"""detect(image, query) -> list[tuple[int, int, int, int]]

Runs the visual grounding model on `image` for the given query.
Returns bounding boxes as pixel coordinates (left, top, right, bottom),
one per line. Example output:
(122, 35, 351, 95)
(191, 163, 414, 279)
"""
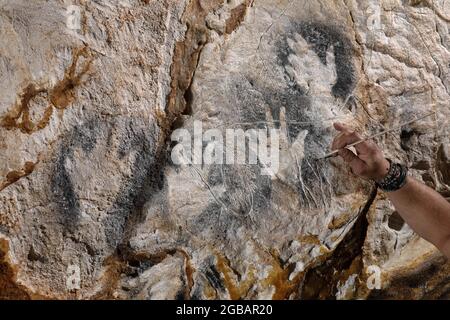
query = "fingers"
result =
(278, 107, 289, 149)
(293, 33, 310, 55)
(326, 46, 337, 83)
(357, 139, 379, 155)
(332, 123, 375, 155)
(333, 122, 351, 133)
(332, 123, 387, 179)
(331, 127, 361, 151)
(338, 149, 367, 175)
(338, 148, 358, 163)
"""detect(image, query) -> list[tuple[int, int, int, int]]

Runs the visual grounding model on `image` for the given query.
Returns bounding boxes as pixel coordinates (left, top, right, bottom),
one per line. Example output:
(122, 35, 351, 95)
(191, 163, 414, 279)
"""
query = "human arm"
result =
(331, 122, 450, 258)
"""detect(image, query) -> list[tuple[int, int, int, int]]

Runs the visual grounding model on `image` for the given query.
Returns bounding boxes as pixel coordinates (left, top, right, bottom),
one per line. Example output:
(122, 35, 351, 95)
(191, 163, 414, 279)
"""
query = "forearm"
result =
(386, 177, 450, 257)
(331, 122, 450, 258)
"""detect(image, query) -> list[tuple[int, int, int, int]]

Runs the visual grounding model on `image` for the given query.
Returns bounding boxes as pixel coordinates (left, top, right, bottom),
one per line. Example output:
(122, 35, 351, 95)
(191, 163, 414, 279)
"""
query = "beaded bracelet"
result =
(375, 159, 408, 192)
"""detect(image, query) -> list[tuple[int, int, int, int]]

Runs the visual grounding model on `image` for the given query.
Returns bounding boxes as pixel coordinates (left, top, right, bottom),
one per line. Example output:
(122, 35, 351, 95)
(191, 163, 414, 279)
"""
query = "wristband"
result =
(375, 159, 408, 192)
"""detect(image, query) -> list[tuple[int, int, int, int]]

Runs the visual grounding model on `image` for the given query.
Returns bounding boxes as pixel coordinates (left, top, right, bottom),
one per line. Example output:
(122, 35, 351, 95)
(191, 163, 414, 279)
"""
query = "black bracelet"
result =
(375, 159, 408, 192)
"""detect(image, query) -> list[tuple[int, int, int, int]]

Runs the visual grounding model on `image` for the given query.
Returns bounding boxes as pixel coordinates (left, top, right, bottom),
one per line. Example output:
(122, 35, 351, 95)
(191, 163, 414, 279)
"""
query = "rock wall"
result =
(0, 0, 449, 299)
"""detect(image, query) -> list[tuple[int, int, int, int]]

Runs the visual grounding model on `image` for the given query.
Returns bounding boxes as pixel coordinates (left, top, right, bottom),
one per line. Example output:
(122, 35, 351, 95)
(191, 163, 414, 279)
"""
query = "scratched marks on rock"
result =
(223, 21, 357, 210)
(48, 19, 357, 299)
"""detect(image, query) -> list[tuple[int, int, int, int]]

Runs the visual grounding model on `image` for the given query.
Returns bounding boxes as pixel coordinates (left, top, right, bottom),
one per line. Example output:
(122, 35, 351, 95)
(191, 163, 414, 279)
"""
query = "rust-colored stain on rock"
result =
(0, 239, 30, 300)
(215, 253, 256, 300)
(225, 1, 252, 34)
(1, 46, 92, 134)
(1, 161, 38, 191)
(49, 46, 92, 110)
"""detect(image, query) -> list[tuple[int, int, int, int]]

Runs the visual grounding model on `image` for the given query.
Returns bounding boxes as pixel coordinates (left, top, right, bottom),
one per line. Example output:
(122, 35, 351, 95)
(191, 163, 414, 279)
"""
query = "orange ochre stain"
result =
(224, 0, 252, 34)
(1, 161, 38, 191)
(94, 249, 195, 300)
(328, 196, 368, 230)
(215, 253, 256, 300)
(0, 238, 30, 299)
(215, 250, 305, 300)
(1, 46, 92, 134)
(50, 46, 92, 110)
(1, 84, 47, 133)
(261, 250, 305, 300)
(298, 234, 321, 245)
(92, 254, 126, 300)
(335, 256, 363, 299)
(177, 249, 195, 298)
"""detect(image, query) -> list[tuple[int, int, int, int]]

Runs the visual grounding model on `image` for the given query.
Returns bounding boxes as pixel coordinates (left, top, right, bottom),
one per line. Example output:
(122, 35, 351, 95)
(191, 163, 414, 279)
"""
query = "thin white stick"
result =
(317, 112, 436, 160)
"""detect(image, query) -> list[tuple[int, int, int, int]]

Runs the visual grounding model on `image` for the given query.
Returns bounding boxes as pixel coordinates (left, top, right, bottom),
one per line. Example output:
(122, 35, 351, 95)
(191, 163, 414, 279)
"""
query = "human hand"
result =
(331, 122, 390, 181)
(285, 32, 337, 98)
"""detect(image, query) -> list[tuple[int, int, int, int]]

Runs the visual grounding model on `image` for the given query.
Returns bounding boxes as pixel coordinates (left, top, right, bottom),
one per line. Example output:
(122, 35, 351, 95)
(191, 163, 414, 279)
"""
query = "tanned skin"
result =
(332, 122, 450, 259)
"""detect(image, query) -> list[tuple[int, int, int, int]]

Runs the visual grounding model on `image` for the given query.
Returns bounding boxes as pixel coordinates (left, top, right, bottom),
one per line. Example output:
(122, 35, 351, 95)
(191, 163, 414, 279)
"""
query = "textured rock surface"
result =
(0, 0, 449, 299)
